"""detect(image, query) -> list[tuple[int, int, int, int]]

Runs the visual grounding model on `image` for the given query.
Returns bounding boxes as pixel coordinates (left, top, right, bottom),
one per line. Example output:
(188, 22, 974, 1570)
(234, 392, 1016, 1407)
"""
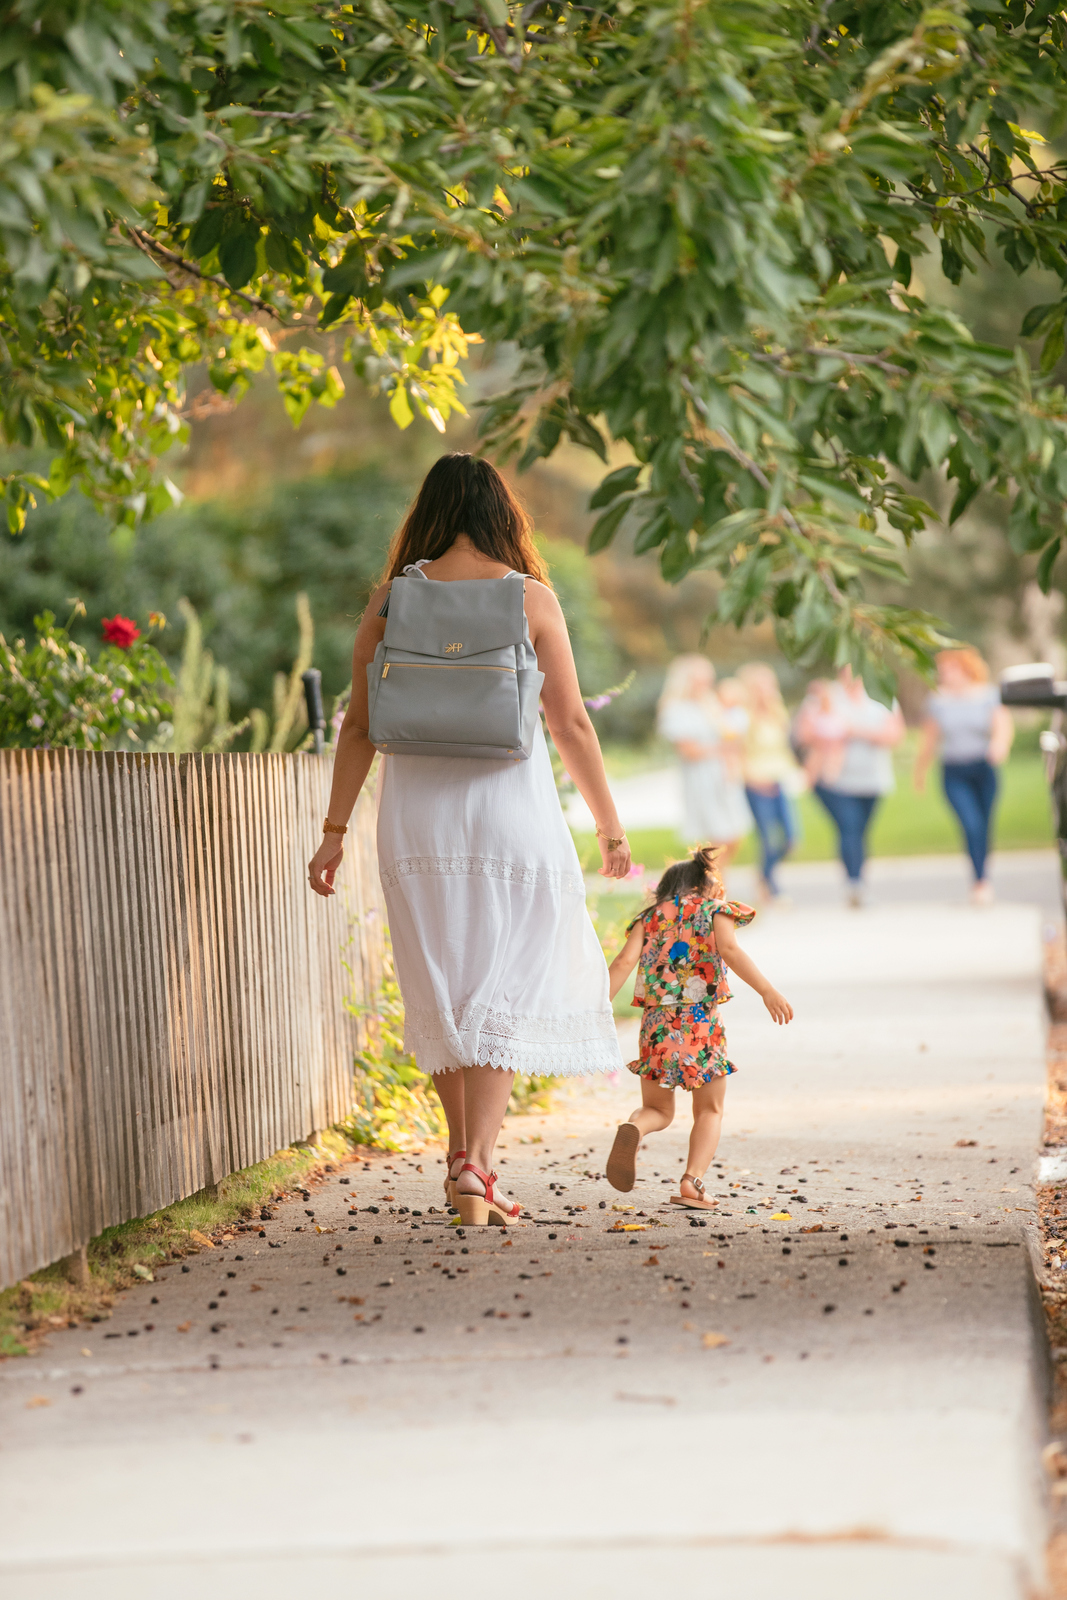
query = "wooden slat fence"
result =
(0, 749, 384, 1289)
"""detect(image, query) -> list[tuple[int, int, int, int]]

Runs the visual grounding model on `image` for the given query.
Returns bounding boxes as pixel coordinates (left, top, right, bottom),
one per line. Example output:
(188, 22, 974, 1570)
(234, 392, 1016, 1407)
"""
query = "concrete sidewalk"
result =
(0, 891, 1051, 1599)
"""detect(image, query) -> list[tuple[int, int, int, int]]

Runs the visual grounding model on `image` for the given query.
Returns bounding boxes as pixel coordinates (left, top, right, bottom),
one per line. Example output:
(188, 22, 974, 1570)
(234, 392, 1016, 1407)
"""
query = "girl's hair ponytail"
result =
(648, 844, 726, 910)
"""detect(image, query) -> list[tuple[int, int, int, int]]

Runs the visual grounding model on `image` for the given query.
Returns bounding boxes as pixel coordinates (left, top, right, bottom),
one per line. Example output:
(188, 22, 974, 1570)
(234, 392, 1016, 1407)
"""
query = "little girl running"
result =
(604, 845, 793, 1208)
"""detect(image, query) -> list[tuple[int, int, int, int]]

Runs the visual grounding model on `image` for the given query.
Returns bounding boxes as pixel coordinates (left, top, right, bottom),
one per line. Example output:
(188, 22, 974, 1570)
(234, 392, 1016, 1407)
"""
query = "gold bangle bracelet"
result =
(322, 818, 348, 836)
(595, 825, 626, 851)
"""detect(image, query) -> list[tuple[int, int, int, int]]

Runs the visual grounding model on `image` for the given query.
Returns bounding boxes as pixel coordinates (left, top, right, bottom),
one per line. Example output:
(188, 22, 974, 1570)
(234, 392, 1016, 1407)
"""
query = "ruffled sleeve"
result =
(706, 898, 756, 930)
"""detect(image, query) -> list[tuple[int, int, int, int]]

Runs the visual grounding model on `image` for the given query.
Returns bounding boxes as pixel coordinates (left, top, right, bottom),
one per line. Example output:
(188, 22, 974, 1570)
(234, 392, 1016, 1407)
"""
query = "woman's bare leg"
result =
(680, 1077, 728, 1200)
(432, 1070, 466, 1152)
(454, 1064, 516, 1193)
(432, 1070, 468, 1188)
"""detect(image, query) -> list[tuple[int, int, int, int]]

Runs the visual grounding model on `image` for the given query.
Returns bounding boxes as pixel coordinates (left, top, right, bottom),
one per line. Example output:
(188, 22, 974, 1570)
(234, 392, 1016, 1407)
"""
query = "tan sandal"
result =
(670, 1173, 718, 1211)
(606, 1123, 640, 1192)
(444, 1148, 466, 1208)
(455, 1162, 522, 1227)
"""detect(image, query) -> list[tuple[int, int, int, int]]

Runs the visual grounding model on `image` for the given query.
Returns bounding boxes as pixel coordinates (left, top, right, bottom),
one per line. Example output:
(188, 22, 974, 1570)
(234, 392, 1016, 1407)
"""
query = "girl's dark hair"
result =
(649, 845, 725, 910)
(384, 453, 551, 586)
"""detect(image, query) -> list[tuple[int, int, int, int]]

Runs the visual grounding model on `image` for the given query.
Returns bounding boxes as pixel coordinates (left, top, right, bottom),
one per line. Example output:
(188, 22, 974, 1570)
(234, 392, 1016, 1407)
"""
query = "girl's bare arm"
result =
(713, 914, 793, 1024)
(607, 922, 645, 1001)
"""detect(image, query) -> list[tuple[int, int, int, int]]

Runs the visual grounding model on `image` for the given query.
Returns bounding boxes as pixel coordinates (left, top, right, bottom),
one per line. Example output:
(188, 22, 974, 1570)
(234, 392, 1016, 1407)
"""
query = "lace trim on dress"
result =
(380, 855, 584, 896)
(403, 1001, 622, 1077)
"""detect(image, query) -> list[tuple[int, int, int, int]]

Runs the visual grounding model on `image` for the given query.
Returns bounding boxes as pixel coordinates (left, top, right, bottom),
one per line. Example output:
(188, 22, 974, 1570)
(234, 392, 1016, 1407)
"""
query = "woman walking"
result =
(737, 662, 803, 902)
(913, 647, 1013, 905)
(307, 454, 628, 1225)
(657, 655, 751, 867)
(796, 666, 904, 907)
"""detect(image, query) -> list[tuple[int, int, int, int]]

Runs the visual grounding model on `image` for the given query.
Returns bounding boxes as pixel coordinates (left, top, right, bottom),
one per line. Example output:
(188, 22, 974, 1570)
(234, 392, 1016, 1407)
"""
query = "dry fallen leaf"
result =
(770, 1212, 792, 1221)
(955, 1139, 978, 1148)
(188, 1230, 214, 1249)
(702, 1332, 730, 1349)
(176, 1321, 192, 1334)
(249, 1284, 263, 1292)
(25, 1396, 51, 1408)
(682, 1320, 694, 1331)
(611, 1204, 635, 1212)
(131, 1264, 153, 1282)
(80, 1347, 91, 1358)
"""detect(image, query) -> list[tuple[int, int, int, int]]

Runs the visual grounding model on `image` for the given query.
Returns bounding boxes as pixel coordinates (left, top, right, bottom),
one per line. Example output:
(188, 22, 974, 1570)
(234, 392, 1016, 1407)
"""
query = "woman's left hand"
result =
(308, 836, 345, 897)
(597, 835, 632, 880)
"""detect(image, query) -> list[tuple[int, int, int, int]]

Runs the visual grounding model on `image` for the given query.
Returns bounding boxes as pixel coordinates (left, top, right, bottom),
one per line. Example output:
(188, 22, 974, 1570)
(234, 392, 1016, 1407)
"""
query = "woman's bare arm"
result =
(912, 716, 941, 793)
(988, 704, 1014, 765)
(527, 582, 631, 880)
(607, 922, 645, 1000)
(865, 706, 905, 747)
(307, 586, 388, 897)
(713, 914, 793, 1024)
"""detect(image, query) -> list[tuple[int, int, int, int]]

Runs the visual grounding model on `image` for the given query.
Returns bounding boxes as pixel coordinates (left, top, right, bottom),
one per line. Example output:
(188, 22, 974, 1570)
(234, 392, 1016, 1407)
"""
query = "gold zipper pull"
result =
(382, 662, 390, 679)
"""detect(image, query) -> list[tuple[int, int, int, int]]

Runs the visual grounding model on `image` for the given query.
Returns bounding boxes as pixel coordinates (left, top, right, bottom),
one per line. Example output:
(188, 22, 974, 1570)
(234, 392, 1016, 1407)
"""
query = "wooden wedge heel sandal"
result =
(670, 1174, 718, 1210)
(606, 1123, 640, 1192)
(455, 1162, 521, 1227)
(444, 1148, 466, 1208)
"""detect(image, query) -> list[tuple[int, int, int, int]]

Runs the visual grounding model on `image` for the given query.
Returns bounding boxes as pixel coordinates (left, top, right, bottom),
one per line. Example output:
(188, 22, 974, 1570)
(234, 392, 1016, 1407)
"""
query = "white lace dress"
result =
(375, 619, 622, 1077)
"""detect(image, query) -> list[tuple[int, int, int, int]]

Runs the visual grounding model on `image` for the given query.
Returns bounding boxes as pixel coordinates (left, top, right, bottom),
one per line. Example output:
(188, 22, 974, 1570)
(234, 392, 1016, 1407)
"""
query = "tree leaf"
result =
(589, 464, 642, 509)
(587, 490, 639, 556)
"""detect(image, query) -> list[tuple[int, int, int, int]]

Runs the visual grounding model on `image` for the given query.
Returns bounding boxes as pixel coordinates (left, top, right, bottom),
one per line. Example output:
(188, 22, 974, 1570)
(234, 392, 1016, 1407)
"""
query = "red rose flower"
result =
(101, 615, 141, 649)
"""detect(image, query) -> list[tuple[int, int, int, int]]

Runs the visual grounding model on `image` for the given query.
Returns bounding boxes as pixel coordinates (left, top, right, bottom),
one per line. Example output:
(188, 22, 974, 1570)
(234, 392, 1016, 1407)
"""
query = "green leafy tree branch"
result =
(5, 1, 1067, 685)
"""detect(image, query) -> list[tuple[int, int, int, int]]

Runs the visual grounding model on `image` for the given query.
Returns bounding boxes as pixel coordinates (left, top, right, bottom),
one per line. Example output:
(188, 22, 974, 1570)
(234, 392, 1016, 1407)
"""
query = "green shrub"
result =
(0, 605, 172, 750)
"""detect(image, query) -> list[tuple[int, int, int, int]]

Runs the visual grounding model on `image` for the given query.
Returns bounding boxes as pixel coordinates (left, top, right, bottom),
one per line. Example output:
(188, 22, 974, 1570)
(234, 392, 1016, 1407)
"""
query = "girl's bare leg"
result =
(454, 1064, 516, 1194)
(628, 1078, 676, 1138)
(680, 1076, 728, 1200)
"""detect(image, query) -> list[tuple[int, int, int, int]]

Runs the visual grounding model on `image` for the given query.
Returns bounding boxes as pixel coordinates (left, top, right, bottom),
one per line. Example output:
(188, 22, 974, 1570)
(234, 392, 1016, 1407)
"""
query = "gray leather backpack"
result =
(367, 565, 544, 759)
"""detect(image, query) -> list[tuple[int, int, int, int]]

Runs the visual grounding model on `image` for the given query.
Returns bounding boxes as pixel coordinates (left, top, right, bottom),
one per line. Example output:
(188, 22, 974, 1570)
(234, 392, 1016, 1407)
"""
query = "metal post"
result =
(302, 668, 325, 756)
(1000, 663, 1067, 928)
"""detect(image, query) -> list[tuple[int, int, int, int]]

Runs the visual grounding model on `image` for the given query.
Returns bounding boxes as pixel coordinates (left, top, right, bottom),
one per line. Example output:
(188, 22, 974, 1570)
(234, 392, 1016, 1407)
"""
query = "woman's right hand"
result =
(308, 837, 344, 897)
(597, 834, 632, 880)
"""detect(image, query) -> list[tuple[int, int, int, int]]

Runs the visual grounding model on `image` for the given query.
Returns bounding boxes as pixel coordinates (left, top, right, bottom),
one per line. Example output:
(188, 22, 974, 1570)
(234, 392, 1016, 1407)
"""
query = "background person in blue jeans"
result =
(913, 647, 1014, 906)
(737, 663, 805, 903)
(797, 667, 905, 907)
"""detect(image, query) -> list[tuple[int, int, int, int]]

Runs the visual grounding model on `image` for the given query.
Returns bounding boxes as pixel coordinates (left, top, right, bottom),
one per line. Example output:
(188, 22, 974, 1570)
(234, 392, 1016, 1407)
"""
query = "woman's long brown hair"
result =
(383, 453, 551, 586)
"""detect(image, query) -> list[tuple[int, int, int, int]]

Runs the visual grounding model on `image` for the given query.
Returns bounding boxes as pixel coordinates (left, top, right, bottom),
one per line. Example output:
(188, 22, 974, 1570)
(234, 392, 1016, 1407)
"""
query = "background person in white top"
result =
(796, 666, 904, 906)
(656, 655, 752, 868)
(913, 647, 1014, 905)
(308, 454, 630, 1227)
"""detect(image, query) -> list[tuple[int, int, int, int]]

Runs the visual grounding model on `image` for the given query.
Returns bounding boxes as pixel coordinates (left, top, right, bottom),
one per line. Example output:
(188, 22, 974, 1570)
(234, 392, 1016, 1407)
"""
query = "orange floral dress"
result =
(627, 890, 755, 1089)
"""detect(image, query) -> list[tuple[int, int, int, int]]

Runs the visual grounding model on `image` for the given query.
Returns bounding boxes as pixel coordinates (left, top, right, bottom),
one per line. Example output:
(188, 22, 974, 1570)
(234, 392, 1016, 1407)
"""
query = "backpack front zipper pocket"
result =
(381, 662, 515, 679)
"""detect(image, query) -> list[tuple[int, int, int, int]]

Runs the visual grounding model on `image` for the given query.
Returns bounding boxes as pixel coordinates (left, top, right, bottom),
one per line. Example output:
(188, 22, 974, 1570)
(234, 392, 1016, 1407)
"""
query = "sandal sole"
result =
(606, 1123, 640, 1192)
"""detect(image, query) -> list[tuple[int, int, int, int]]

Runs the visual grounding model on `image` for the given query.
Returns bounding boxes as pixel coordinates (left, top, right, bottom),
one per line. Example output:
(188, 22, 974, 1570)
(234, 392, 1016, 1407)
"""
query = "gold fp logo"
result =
(445, 643, 464, 653)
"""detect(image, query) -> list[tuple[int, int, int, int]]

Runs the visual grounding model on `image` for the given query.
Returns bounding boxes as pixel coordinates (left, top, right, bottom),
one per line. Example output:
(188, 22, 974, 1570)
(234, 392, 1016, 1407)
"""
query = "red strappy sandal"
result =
(444, 1149, 466, 1208)
(455, 1162, 522, 1227)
